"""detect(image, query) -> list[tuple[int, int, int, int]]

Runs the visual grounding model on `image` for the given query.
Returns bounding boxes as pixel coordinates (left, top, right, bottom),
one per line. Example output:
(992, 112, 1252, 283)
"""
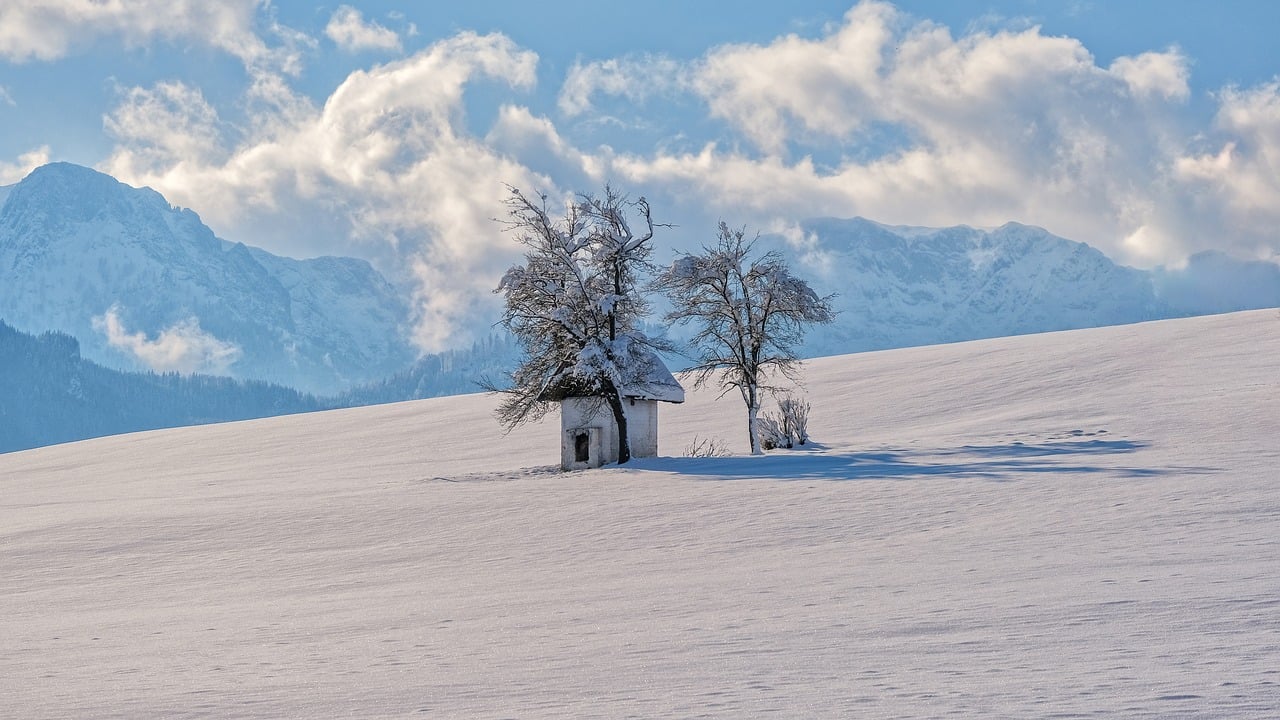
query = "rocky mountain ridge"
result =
(0, 163, 417, 395)
(778, 216, 1278, 358)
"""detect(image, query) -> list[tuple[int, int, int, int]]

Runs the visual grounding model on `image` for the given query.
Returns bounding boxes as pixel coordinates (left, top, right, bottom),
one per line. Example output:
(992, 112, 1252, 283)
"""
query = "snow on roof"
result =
(540, 347, 685, 404)
(619, 350, 684, 403)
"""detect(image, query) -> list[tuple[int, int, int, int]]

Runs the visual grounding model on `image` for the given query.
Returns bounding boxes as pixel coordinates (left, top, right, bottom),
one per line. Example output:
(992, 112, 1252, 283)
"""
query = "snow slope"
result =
(2, 310, 1278, 718)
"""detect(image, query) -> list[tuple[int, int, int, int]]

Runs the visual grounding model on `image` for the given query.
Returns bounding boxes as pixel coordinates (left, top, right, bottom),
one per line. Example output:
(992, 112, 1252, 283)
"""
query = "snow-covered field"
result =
(3, 310, 1278, 718)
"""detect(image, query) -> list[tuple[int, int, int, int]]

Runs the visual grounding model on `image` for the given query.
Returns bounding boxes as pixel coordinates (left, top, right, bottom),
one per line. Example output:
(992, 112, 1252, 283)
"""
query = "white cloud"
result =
(94, 305, 242, 375)
(103, 82, 226, 168)
(558, 54, 686, 117)
(103, 32, 545, 353)
(693, 1, 896, 155)
(1109, 49, 1191, 101)
(0, 146, 50, 184)
(325, 5, 401, 53)
(771, 219, 838, 281)
(0, 85, 13, 106)
(487, 104, 603, 187)
(1175, 82, 1280, 246)
(0, 0, 299, 73)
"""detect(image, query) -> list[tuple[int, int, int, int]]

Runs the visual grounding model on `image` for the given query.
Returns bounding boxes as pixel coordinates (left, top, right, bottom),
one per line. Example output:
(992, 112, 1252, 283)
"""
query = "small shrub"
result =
(758, 414, 792, 450)
(684, 434, 731, 458)
(778, 395, 811, 445)
(758, 395, 814, 450)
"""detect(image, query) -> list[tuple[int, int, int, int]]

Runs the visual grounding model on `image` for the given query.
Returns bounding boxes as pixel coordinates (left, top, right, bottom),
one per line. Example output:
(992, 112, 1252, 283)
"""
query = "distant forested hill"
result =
(0, 320, 325, 454)
(335, 333, 523, 406)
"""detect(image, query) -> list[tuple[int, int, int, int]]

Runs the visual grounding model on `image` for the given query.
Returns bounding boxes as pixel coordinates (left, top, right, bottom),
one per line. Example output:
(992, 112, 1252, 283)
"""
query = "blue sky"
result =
(2, 1, 1278, 350)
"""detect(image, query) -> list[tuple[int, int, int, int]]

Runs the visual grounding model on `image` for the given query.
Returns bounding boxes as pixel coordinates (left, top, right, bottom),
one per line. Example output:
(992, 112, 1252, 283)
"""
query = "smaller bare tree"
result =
(656, 222, 834, 454)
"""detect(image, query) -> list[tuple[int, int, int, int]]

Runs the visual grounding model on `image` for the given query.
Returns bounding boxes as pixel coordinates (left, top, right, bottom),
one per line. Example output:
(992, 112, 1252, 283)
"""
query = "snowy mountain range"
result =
(3, 163, 1278, 405)
(778, 217, 1280, 358)
(0, 163, 416, 395)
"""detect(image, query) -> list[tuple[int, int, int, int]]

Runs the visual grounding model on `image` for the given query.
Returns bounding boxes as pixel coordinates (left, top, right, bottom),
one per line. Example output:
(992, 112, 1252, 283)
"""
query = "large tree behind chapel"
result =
(656, 222, 835, 455)
(491, 185, 668, 464)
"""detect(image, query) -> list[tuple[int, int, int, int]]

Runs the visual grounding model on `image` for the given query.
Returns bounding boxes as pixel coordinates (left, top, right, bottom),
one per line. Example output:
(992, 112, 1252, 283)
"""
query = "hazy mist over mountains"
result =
(3, 162, 1279, 452)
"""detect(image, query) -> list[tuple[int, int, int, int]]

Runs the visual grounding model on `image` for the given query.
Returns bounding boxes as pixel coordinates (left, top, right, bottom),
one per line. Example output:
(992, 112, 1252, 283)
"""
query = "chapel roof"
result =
(540, 348, 685, 404)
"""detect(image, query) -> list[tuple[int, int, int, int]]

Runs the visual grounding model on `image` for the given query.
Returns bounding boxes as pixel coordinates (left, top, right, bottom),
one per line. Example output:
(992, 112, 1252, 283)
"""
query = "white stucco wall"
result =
(561, 397, 617, 469)
(624, 398, 659, 458)
(559, 397, 661, 469)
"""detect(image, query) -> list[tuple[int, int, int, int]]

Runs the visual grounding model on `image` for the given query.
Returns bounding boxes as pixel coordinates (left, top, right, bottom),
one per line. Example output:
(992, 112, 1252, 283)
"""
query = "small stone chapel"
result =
(545, 351, 684, 470)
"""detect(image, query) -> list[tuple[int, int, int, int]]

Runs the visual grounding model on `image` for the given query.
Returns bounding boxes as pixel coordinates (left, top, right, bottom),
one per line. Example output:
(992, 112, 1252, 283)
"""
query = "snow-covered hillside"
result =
(3, 310, 1277, 717)
(0, 163, 416, 394)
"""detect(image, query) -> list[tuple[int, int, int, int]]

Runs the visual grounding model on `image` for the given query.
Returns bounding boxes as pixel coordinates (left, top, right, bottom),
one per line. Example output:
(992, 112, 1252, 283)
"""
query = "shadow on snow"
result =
(630, 439, 1219, 482)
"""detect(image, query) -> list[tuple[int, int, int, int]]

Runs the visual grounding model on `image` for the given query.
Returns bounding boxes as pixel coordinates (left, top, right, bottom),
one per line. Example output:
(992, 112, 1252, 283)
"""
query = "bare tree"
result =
(490, 185, 667, 464)
(656, 222, 834, 454)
